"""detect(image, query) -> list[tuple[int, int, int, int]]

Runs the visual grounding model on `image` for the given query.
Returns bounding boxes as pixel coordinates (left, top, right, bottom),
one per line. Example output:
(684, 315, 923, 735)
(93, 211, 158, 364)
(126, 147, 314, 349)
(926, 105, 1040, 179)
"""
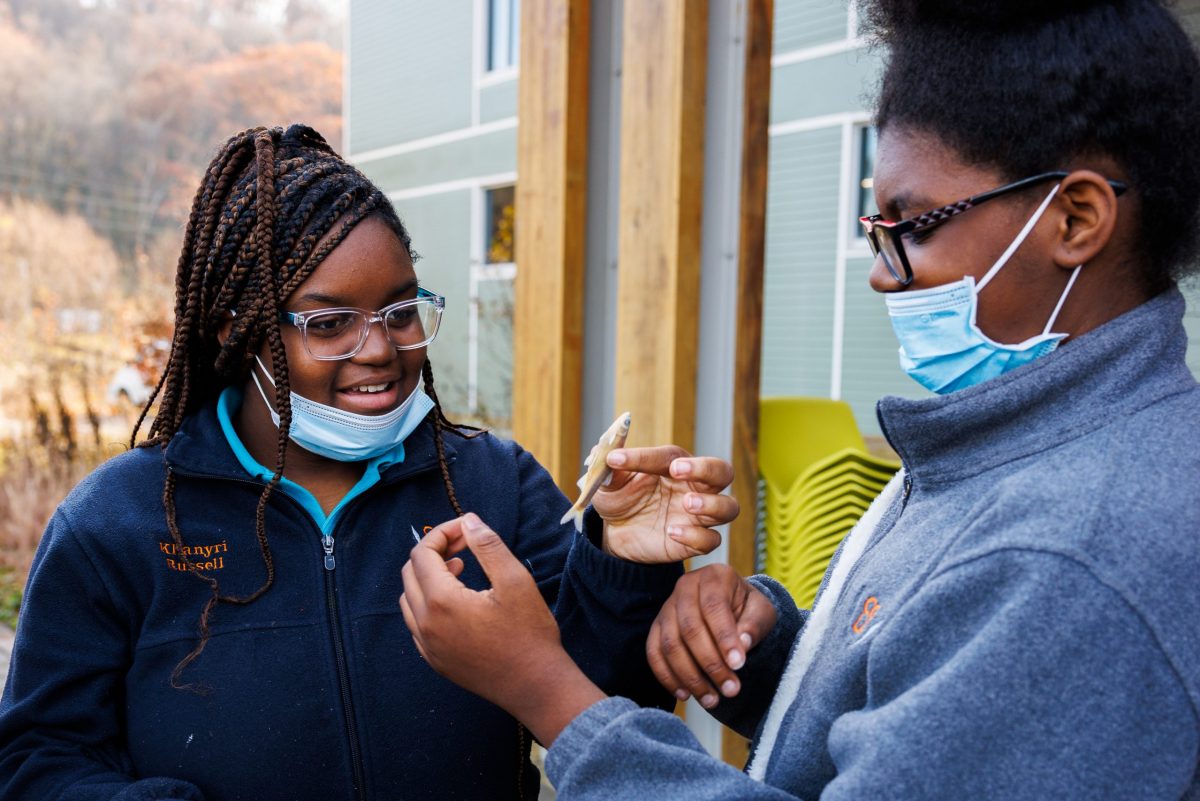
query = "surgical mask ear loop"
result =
(976, 184, 1062, 293)
(1042, 265, 1082, 335)
(250, 354, 281, 425)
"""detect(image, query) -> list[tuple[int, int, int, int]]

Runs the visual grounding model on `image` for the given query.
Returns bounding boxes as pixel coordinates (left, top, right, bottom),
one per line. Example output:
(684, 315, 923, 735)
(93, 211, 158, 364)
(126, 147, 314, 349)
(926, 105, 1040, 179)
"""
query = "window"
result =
(487, 0, 521, 73)
(485, 185, 516, 264)
(855, 125, 878, 235)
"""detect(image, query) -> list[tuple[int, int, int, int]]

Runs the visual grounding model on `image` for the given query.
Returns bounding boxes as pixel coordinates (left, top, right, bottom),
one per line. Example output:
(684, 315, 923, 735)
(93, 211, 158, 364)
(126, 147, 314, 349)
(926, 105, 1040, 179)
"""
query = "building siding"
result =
(349, 0, 475, 154)
(760, 127, 841, 398)
(773, 0, 850, 54)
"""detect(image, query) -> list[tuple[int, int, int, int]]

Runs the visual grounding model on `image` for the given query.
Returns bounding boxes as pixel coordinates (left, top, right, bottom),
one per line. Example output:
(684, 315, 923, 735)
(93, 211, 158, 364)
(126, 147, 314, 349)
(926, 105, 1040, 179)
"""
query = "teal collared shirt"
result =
(216, 386, 405, 535)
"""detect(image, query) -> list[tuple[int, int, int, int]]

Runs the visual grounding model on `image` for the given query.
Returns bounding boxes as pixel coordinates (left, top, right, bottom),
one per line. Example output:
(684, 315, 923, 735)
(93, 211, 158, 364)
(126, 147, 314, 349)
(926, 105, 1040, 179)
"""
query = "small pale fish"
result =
(560, 412, 632, 533)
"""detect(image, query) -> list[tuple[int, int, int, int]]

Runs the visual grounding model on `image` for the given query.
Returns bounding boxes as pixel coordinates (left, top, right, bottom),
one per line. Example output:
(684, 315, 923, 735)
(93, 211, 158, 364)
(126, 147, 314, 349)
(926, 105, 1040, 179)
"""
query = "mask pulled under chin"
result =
(884, 184, 1081, 395)
(251, 355, 434, 461)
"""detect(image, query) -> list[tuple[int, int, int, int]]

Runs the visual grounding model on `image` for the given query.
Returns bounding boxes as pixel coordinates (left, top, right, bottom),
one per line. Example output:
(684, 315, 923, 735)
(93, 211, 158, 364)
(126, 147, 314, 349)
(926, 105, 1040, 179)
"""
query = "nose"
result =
(353, 315, 396, 364)
(868, 254, 906, 293)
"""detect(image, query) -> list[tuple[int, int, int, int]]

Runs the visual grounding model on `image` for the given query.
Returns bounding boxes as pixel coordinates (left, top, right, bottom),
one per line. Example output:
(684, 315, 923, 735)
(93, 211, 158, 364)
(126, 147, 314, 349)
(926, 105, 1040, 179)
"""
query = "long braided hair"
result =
(133, 124, 478, 690)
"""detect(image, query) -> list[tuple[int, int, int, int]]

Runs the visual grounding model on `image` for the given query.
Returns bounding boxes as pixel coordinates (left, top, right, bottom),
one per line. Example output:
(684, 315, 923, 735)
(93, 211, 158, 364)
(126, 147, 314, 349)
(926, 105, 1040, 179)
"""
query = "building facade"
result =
(347, 0, 1200, 436)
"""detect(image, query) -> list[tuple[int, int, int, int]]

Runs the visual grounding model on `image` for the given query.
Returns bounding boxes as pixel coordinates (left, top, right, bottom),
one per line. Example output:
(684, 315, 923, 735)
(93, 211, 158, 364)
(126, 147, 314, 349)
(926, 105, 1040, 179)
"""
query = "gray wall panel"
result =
(350, 0, 474, 154)
(480, 78, 518, 124)
(393, 191, 473, 416)
(774, 0, 850, 54)
(760, 127, 841, 398)
(770, 49, 881, 125)
(357, 127, 517, 193)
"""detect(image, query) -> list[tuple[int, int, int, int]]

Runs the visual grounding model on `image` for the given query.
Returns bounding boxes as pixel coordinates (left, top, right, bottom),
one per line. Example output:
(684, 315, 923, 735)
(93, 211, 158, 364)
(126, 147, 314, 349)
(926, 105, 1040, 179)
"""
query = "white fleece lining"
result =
(746, 469, 907, 781)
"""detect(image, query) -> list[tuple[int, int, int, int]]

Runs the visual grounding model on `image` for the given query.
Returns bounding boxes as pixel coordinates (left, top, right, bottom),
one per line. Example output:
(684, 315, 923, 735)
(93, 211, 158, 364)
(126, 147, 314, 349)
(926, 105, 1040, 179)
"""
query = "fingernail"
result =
(740, 632, 753, 649)
(727, 649, 745, 670)
(700, 694, 718, 709)
(685, 495, 702, 512)
(668, 526, 684, 540)
(462, 513, 482, 532)
(673, 459, 692, 476)
(608, 450, 627, 467)
(674, 689, 689, 701)
(721, 680, 739, 697)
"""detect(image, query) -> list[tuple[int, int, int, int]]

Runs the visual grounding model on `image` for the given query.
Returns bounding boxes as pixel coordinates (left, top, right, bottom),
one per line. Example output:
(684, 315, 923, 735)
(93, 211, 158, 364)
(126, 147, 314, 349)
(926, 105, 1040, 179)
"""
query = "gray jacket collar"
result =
(877, 287, 1196, 489)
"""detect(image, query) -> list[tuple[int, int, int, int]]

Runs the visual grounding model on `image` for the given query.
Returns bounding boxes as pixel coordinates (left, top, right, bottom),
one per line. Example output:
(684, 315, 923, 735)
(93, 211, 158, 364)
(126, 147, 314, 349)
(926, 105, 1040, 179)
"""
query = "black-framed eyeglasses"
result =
(858, 171, 1128, 287)
(280, 286, 445, 360)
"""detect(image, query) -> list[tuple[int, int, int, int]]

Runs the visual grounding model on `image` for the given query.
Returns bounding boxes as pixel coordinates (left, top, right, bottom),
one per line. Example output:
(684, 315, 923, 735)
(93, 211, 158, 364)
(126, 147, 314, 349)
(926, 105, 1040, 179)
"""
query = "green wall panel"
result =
(392, 190, 472, 417)
(355, 127, 517, 194)
(770, 48, 881, 125)
(774, 0, 850, 54)
(480, 78, 518, 124)
(349, 0, 474, 154)
(760, 127, 842, 399)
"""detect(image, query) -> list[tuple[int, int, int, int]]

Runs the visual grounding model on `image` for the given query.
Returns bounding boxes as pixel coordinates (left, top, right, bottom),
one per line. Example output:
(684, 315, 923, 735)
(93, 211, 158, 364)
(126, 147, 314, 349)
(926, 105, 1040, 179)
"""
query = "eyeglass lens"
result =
(302, 301, 441, 359)
(863, 223, 909, 284)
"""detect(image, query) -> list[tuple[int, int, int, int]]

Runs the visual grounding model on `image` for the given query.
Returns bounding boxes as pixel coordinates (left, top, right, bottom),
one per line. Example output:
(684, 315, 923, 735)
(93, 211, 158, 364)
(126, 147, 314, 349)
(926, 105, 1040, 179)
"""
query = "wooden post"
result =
(512, 0, 591, 492)
(723, 0, 774, 768)
(614, 0, 709, 451)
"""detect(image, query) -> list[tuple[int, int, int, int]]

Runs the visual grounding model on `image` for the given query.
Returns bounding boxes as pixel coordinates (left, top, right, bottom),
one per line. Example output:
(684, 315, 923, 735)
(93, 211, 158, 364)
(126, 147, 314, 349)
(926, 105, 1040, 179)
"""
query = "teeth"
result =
(350, 383, 389, 393)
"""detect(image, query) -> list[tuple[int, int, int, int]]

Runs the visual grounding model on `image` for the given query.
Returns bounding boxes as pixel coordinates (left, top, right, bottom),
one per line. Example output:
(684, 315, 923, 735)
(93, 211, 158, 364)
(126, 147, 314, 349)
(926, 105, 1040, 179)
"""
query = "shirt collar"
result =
(877, 287, 1196, 489)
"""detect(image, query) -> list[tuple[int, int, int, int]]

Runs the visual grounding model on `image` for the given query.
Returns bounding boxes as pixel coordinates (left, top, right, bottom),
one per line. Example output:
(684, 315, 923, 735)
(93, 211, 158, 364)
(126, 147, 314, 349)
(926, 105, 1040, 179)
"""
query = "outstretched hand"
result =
(400, 513, 606, 746)
(591, 446, 739, 563)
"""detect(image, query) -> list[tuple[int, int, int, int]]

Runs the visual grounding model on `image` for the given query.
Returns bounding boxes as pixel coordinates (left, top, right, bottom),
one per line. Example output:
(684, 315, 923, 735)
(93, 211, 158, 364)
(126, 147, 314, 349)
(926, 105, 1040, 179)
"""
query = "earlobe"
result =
(1053, 170, 1120, 271)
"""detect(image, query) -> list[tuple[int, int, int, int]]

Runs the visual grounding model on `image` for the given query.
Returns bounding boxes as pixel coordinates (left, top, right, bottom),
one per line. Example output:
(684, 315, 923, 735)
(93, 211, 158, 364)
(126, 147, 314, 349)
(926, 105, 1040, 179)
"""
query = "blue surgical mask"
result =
(250, 355, 434, 461)
(884, 185, 1082, 395)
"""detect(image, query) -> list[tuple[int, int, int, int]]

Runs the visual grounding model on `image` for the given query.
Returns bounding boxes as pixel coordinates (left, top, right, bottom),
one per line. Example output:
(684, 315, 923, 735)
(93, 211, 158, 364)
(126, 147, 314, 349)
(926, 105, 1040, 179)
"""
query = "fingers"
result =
(735, 582, 779, 650)
(669, 456, 734, 493)
(681, 491, 740, 527)
(420, 517, 470, 559)
(459, 513, 527, 590)
(665, 524, 722, 558)
(607, 445, 691, 477)
(648, 599, 720, 708)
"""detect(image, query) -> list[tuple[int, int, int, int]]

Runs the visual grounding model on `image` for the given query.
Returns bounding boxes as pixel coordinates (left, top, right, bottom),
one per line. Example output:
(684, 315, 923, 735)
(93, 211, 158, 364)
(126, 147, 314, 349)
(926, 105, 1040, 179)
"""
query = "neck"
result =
(235, 384, 365, 491)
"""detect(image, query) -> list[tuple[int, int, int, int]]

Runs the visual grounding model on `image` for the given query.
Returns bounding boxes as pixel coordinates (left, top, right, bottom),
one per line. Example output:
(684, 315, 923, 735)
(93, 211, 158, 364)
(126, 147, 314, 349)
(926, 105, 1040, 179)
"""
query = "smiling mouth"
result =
(347, 382, 393, 394)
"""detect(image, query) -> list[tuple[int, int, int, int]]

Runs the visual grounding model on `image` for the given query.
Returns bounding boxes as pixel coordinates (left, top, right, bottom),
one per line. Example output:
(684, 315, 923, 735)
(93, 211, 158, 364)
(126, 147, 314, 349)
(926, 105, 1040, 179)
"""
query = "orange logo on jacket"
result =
(851, 596, 881, 634)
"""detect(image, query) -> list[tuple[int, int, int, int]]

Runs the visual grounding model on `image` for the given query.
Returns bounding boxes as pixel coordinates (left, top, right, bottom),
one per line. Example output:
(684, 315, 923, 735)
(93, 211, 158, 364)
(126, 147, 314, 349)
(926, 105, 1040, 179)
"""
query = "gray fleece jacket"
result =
(546, 287, 1200, 800)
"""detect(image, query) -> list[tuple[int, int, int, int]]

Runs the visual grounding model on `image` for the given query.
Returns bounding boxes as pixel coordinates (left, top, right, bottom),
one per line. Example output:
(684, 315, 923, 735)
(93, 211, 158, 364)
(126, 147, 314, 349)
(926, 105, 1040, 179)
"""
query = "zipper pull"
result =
(321, 534, 336, 571)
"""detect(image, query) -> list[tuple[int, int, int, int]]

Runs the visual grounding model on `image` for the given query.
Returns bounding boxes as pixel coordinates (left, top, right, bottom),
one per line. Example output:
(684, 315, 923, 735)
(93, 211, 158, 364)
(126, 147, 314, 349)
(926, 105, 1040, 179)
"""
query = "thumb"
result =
(461, 513, 524, 588)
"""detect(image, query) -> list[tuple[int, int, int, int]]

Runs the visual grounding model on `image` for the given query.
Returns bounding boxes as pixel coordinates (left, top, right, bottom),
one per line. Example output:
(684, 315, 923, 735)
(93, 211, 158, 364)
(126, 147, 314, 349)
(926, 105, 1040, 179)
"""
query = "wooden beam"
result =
(723, 0, 774, 769)
(512, 0, 591, 493)
(614, 0, 709, 451)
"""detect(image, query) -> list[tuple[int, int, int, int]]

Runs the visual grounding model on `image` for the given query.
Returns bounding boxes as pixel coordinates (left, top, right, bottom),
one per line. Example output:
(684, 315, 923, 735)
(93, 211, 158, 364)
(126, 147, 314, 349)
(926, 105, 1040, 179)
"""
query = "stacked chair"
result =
(757, 397, 900, 608)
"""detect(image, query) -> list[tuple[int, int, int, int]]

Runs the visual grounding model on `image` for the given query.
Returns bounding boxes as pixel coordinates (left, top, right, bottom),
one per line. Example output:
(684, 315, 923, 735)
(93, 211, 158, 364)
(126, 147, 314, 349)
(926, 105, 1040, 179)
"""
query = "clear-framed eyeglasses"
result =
(280, 286, 445, 360)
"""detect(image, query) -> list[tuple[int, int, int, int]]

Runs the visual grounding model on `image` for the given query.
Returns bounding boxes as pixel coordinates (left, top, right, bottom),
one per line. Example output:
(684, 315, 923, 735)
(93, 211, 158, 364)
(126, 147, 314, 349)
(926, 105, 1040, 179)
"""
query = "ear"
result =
(217, 310, 235, 348)
(1052, 170, 1121, 270)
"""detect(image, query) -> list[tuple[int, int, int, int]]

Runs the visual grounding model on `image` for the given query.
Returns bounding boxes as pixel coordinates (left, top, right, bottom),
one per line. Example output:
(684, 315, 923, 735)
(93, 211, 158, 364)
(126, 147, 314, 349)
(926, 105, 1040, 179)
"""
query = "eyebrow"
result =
(294, 278, 419, 306)
(885, 191, 939, 220)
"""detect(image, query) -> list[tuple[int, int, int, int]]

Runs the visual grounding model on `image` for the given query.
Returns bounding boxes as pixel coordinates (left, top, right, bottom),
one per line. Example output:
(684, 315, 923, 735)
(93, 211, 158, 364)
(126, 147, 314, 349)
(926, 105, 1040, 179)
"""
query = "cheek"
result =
(401, 348, 427, 393)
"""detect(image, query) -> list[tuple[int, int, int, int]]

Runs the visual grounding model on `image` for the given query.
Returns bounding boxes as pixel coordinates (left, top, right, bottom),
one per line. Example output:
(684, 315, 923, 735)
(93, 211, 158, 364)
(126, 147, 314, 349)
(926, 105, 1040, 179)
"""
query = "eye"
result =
(385, 306, 419, 327)
(305, 311, 357, 337)
(904, 227, 936, 245)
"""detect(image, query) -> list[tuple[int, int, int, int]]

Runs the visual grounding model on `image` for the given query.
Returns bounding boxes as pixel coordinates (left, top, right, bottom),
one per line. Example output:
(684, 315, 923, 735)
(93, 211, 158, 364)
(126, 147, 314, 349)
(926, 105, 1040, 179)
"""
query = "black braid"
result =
(131, 124, 432, 690)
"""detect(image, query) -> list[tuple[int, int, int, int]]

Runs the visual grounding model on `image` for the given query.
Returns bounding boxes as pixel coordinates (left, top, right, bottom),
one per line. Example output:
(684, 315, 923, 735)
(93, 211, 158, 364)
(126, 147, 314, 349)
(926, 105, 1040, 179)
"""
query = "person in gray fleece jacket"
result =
(399, 0, 1200, 798)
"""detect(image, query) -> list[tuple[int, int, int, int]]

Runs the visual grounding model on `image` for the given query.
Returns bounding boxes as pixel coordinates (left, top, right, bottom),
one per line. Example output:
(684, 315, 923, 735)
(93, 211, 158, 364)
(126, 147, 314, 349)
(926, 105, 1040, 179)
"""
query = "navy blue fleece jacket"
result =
(0, 406, 681, 801)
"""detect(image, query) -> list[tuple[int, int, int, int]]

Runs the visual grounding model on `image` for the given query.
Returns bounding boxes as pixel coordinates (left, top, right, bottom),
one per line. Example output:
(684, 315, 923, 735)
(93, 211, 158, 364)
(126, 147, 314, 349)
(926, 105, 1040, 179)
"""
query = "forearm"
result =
(554, 510, 681, 706)
(545, 697, 802, 801)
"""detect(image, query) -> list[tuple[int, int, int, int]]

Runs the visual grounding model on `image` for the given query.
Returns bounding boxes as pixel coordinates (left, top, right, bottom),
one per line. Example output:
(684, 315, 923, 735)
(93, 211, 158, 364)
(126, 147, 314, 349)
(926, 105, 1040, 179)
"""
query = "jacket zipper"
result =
(169, 460, 444, 801)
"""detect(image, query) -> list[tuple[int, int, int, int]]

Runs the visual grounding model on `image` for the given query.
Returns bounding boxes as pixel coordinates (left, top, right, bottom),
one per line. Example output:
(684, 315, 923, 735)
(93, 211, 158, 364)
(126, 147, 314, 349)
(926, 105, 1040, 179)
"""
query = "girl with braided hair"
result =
(401, 1, 1200, 799)
(0, 124, 739, 801)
